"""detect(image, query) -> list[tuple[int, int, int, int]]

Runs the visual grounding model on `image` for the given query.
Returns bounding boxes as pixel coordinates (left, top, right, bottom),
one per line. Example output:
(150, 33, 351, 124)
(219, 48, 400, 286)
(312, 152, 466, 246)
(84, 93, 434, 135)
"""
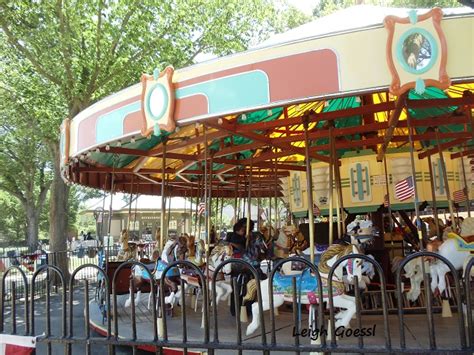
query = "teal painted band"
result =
(145, 83, 169, 122)
(396, 27, 438, 75)
(96, 101, 141, 144)
(176, 70, 270, 114)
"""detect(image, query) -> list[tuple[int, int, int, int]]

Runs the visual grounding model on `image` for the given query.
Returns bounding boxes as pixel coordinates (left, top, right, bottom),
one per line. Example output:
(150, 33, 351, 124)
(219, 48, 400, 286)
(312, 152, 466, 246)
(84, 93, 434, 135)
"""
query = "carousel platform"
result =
(88, 292, 468, 354)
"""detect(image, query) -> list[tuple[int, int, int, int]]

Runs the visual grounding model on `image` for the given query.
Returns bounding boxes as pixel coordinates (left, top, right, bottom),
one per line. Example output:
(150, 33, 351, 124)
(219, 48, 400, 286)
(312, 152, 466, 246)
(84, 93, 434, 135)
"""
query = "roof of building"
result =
(81, 194, 196, 212)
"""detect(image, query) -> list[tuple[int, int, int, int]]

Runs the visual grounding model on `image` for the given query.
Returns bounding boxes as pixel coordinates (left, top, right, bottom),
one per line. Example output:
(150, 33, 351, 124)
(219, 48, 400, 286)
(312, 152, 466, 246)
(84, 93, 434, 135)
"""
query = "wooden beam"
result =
(213, 142, 266, 158)
(229, 101, 396, 132)
(98, 146, 150, 156)
(207, 120, 330, 163)
(148, 130, 229, 156)
(418, 138, 469, 159)
(377, 93, 407, 161)
(451, 147, 474, 159)
(406, 95, 474, 109)
(77, 166, 176, 174)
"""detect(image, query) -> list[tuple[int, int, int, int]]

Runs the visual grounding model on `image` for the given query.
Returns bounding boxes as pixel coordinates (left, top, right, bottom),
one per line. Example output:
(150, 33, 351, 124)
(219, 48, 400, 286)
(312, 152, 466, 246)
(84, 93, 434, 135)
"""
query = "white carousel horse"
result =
(181, 242, 234, 309)
(273, 225, 295, 258)
(399, 235, 473, 300)
(206, 244, 234, 303)
(292, 220, 378, 289)
(124, 238, 187, 308)
(245, 244, 364, 336)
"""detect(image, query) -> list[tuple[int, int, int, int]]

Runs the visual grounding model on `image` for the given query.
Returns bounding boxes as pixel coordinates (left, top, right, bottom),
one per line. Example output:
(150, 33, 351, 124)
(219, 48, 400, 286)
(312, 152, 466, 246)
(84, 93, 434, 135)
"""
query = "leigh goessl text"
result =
(292, 324, 376, 340)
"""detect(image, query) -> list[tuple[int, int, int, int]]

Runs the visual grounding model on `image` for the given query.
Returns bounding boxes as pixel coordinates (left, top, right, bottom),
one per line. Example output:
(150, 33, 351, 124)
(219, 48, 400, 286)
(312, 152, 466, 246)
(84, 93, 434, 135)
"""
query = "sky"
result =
(287, 0, 316, 15)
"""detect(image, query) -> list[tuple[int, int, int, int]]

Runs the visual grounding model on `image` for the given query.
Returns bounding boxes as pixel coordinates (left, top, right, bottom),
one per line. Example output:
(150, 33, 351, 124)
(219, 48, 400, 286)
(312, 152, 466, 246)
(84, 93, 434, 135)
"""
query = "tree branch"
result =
(0, 16, 62, 86)
(0, 181, 26, 204)
(56, 0, 75, 97)
(84, 0, 105, 99)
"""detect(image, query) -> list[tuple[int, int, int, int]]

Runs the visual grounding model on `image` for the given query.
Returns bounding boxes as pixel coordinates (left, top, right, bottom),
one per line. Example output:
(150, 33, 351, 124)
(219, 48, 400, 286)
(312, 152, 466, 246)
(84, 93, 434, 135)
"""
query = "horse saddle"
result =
(447, 232, 474, 252)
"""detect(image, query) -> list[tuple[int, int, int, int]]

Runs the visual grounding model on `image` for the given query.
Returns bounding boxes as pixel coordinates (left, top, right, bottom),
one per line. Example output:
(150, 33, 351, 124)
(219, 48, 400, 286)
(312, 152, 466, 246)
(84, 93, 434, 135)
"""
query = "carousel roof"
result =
(255, 5, 474, 49)
(61, 6, 474, 198)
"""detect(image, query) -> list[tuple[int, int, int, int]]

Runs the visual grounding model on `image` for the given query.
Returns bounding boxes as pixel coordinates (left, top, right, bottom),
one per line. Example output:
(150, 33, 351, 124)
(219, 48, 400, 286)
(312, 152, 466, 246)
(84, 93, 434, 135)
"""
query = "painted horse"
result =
(180, 242, 234, 308)
(396, 232, 473, 302)
(245, 243, 364, 336)
(124, 236, 188, 308)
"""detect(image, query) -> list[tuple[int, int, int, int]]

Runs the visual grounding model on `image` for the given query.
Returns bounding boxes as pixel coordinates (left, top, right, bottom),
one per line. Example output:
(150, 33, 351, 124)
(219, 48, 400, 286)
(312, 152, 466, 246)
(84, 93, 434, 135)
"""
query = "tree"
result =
(0, 0, 309, 275)
(0, 191, 26, 245)
(391, 0, 461, 7)
(313, 0, 462, 18)
(0, 85, 53, 249)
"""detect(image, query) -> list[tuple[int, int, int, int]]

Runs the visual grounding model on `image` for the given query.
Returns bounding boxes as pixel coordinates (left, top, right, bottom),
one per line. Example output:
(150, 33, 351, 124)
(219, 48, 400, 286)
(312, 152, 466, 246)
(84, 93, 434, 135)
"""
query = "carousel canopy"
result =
(60, 6, 474, 200)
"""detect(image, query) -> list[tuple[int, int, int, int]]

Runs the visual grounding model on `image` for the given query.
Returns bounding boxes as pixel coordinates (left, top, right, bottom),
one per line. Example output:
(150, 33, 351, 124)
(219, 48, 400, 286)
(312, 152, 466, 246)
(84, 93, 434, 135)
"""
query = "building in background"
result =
(80, 195, 195, 241)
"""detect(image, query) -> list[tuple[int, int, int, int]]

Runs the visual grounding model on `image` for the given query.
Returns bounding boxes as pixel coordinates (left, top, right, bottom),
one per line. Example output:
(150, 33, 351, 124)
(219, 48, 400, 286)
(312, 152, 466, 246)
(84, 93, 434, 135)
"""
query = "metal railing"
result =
(0, 251, 472, 354)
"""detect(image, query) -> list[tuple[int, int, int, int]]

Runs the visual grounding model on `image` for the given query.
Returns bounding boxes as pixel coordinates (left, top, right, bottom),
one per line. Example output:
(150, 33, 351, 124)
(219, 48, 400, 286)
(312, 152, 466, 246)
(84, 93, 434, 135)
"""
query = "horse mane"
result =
(210, 243, 232, 259)
(187, 235, 196, 257)
(176, 236, 188, 258)
(318, 244, 353, 274)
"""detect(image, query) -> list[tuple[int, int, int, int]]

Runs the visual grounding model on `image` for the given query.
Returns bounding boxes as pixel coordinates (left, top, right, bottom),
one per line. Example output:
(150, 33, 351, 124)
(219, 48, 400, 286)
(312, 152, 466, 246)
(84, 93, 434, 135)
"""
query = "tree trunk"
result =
(49, 142, 70, 282)
(25, 204, 39, 251)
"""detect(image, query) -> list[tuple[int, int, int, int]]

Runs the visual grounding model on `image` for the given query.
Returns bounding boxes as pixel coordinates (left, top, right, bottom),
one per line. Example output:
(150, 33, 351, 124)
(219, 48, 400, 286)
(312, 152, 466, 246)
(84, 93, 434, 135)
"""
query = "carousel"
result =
(60, 5, 474, 353)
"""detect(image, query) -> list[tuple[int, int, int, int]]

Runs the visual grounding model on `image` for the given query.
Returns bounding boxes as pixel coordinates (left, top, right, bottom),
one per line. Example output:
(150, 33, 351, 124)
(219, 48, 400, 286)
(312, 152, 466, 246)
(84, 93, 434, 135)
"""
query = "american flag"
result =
(383, 194, 390, 208)
(313, 203, 320, 216)
(198, 202, 206, 216)
(453, 188, 468, 203)
(394, 176, 415, 201)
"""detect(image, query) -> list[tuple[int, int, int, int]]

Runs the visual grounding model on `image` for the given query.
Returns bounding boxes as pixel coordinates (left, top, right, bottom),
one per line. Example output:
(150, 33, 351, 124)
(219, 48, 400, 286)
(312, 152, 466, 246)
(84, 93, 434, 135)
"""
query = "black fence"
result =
(0, 251, 473, 354)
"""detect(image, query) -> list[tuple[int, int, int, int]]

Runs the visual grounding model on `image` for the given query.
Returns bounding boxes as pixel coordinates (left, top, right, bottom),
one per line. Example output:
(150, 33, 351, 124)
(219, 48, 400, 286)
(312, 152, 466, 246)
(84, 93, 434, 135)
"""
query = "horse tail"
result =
(242, 279, 258, 304)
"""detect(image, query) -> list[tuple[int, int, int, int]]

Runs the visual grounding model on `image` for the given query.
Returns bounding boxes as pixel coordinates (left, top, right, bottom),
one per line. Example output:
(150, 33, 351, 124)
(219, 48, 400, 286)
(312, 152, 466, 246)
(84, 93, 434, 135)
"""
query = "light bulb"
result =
(105, 145, 110, 151)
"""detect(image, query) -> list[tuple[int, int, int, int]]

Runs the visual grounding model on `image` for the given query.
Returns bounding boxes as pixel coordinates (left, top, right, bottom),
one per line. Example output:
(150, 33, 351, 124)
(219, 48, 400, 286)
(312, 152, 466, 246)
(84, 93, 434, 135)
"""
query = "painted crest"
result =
(140, 66, 175, 136)
(349, 162, 372, 203)
(291, 172, 303, 208)
(384, 8, 450, 96)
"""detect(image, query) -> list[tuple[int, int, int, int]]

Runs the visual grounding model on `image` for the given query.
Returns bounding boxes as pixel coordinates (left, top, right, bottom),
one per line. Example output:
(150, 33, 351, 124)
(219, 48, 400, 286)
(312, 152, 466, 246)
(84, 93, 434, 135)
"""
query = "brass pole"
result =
(427, 154, 441, 238)
(303, 117, 316, 264)
(436, 128, 457, 231)
(219, 194, 224, 234)
(234, 171, 239, 223)
(246, 160, 253, 248)
(407, 114, 424, 249)
(274, 156, 279, 229)
(160, 140, 167, 250)
(331, 126, 342, 238)
(183, 190, 187, 234)
(335, 157, 345, 235)
(198, 174, 202, 240)
(383, 156, 395, 259)
(460, 147, 471, 217)
(194, 180, 199, 238)
(257, 171, 262, 228)
(204, 126, 209, 252)
(328, 127, 334, 245)
(127, 174, 134, 231)
(207, 153, 213, 247)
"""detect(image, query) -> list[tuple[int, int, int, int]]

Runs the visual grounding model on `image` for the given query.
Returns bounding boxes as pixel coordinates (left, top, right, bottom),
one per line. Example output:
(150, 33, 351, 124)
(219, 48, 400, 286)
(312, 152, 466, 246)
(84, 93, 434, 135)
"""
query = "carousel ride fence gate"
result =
(0, 253, 472, 354)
